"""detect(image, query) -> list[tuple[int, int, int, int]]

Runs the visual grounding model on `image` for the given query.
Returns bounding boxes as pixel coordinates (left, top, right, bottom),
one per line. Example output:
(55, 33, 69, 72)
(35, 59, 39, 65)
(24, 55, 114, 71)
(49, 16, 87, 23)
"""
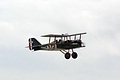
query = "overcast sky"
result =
(0, 0, 120, 80)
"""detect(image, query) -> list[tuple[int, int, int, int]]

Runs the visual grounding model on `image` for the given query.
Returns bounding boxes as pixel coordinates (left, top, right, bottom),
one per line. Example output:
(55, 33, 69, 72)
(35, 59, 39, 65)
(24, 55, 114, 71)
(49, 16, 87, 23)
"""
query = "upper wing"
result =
(41, 33, 86, 37)
(68, 32, 87, 36)
(41, 34, 68, 37)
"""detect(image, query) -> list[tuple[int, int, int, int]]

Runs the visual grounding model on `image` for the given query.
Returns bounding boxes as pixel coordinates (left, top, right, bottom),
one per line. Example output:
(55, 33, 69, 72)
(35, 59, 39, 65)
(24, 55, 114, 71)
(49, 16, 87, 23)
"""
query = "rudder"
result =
(28, 38, 41, 51)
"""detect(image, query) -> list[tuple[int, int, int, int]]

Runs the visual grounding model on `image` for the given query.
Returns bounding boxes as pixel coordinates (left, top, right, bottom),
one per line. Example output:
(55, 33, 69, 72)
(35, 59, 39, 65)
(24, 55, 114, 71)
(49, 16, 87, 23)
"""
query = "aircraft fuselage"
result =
(33, 40, 84, 51)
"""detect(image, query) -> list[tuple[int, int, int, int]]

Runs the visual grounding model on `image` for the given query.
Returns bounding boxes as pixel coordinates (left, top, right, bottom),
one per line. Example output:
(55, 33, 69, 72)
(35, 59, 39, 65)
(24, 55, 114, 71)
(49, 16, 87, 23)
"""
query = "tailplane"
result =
(28, 38, 41, 51)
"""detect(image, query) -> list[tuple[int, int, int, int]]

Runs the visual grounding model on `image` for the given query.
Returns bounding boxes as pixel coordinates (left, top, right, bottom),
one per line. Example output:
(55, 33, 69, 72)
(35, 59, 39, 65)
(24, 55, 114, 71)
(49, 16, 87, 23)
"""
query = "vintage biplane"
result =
(27, 33, 86, 59)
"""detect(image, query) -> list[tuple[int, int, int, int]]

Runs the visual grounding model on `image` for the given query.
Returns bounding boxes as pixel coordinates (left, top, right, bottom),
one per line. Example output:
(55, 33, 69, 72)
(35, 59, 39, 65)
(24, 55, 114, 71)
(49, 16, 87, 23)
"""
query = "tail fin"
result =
(28, 38, 41, 51)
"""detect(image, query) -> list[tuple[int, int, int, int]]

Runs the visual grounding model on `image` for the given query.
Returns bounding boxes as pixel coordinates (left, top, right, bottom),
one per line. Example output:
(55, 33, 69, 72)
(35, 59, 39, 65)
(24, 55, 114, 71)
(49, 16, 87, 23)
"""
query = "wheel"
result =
(72, 52, 78, 59)
(65, 52, 71, 59)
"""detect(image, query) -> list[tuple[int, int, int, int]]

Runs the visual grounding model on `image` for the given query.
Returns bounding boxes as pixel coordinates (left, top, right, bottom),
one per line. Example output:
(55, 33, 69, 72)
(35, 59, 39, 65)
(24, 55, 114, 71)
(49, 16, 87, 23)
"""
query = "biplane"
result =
(27, 33, 86, 59)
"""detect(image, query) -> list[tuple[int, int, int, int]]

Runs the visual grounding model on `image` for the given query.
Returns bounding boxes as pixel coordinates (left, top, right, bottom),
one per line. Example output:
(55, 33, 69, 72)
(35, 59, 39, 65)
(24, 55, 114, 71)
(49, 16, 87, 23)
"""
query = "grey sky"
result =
(0, 0, 120, 80)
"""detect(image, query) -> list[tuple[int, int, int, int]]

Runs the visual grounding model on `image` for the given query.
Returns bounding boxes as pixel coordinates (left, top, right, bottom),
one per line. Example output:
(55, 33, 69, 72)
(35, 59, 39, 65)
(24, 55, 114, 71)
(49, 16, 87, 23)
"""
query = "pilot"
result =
(55, 40, 59, 43)
(59, 39, 62, 42)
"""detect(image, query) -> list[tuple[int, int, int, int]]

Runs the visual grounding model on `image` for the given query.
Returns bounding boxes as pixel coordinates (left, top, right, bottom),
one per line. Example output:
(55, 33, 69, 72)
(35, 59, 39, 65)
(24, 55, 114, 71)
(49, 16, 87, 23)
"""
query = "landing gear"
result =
(72, 52, 78, 59)
(60, 50, 78, 59)
(65, 52, 71, 59)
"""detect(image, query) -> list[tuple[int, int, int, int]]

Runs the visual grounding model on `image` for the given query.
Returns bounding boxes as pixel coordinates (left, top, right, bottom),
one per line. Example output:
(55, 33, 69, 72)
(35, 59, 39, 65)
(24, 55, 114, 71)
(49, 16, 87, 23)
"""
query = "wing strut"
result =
(48, 37, 51, 49)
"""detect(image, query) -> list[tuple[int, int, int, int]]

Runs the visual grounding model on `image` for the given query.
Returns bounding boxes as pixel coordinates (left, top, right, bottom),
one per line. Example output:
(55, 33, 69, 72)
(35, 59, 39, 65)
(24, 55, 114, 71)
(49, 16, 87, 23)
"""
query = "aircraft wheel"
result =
(72, 52, 78, 59)
(65, 52, 71, 59)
